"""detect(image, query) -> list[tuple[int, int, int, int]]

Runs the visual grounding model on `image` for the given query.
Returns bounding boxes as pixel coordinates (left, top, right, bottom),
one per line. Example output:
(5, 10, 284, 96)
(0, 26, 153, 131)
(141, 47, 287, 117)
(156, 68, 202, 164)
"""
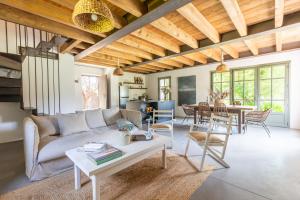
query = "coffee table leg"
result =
(91, 175, 100, 200)
(74, 164, 81, 190)
(162, 146, 167, 169)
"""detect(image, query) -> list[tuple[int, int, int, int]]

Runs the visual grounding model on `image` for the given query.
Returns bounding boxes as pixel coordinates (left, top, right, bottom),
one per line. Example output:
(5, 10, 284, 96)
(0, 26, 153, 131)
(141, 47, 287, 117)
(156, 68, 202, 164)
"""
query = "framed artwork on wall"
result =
(178, 75, 196, 106)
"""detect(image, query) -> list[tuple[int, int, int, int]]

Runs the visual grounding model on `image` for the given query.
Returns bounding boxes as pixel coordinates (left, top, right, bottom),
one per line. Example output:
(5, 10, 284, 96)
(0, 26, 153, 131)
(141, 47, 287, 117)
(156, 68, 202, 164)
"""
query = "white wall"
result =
(146, 49, 300, 129)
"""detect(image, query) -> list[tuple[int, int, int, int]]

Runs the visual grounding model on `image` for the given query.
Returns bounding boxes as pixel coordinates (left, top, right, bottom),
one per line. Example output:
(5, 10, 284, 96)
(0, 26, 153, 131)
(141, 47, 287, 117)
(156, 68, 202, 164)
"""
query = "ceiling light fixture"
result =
(72, 0, 114, 33)
(113, 58, 124, 76)
(216, 50, 229, 73)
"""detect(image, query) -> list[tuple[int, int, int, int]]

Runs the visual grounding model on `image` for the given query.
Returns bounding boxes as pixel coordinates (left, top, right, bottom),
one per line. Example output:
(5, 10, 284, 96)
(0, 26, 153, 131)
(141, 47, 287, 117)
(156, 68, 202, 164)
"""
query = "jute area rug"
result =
(0, 153, 213, 200)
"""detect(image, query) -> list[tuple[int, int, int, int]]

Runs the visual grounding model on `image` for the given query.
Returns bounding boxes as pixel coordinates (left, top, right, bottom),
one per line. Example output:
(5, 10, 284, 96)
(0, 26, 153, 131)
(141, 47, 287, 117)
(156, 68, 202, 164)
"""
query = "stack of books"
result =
(87, 144, 123, 165)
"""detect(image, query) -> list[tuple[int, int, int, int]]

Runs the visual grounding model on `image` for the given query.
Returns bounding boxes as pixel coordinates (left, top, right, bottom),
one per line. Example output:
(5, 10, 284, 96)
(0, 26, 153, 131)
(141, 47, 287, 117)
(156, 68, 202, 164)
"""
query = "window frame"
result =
(210, 61, 289, 110)
(80, 74, 101, 110)
(158, 76, 171, 101)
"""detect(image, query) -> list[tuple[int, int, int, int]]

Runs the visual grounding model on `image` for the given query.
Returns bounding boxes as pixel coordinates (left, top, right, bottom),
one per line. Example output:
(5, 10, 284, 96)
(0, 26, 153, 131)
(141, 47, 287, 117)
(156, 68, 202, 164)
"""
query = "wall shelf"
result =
(123, 81, 144, 85)
(129, 87, 147, 90)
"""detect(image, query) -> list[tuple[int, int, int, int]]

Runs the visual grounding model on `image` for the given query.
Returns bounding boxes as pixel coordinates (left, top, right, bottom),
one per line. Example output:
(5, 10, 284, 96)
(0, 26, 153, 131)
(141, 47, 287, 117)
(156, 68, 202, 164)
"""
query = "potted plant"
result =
(209, 89, 229, 104)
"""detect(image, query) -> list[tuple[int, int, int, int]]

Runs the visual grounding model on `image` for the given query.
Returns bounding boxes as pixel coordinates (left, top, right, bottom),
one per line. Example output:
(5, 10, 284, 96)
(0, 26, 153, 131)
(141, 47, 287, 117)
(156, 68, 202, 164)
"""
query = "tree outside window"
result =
(81, 75, 99, 109)
(158, 77, 171, 101)
(212, 72, 230, 104)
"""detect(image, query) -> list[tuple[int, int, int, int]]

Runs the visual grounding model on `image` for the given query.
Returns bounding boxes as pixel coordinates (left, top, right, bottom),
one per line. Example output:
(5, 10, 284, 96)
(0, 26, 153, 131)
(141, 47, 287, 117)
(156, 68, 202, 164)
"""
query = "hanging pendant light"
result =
(216, 50, 229, 73)
(72, 0, 114, 33)
(113, 58, 124, 76)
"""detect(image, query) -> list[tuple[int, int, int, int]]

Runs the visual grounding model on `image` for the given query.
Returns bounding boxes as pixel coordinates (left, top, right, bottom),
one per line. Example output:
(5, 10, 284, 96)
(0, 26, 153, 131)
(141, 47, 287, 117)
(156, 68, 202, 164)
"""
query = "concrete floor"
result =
(1, 119, 300, 200)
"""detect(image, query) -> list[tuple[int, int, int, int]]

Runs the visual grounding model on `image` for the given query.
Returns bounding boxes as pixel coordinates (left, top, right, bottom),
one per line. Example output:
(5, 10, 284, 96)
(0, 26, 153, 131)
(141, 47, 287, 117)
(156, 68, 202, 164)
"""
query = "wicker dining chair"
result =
(198, 102, 212, 124)
(213, 102, 229, 118)
(244, 109, 272, 137)
(181, 104, 194, 124)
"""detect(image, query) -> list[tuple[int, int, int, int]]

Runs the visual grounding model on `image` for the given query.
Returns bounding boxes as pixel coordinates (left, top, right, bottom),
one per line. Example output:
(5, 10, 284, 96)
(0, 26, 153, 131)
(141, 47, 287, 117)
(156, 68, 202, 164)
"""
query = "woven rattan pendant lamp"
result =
(113, 58, 124, 76)
(72, 0, 114, 33)
(216, 50, 229, 73)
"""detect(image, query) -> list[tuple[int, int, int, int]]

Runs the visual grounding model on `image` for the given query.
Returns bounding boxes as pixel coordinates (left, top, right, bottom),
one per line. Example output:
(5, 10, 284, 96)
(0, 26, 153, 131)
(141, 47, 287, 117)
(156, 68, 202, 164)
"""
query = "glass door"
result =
(258, 64, 289, 127)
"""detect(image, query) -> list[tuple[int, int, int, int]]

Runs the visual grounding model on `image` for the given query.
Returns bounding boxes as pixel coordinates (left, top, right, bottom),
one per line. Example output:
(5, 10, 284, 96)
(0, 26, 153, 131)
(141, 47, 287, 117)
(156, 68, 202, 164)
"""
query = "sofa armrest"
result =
(23, 117, 40, 179)
(120, 109, 143, 129)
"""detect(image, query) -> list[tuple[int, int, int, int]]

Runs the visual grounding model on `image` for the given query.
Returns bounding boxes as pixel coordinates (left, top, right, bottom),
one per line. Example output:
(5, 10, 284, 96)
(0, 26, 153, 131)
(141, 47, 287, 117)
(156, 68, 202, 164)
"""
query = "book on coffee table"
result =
(87, 144, 123, 165)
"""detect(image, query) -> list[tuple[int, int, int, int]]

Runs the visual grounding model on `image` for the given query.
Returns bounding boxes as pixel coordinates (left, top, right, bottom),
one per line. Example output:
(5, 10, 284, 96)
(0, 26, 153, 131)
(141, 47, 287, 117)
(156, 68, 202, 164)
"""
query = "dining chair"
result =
(244, 109, 272, 137)
(150, 109, 174, 148)
(185, 113, 233, 171)
(181, 104, 194, 124)
(213, 102, 229, 118)
(198, 102, 212, 125)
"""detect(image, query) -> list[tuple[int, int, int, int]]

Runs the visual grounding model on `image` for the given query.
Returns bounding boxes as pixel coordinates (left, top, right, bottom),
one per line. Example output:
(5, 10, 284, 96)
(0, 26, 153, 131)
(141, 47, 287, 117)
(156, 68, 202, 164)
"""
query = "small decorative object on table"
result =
(209, 89, 229, 104)
(131, 130, 153, 141)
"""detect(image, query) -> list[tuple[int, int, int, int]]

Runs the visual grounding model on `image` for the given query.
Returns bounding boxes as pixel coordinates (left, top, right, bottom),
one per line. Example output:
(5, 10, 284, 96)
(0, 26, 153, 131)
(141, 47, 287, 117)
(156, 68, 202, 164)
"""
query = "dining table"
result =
(188, 104, 256, 134)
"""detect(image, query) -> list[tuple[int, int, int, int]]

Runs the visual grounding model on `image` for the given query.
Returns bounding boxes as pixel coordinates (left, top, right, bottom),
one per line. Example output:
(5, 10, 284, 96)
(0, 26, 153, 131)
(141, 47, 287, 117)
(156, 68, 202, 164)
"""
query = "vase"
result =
(215, 98, 224, 105)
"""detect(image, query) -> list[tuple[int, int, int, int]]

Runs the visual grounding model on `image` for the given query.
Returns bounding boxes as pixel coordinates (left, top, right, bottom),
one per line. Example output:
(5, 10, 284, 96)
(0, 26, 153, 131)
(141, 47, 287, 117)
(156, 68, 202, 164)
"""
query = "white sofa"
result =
(23, 108, 142, 181)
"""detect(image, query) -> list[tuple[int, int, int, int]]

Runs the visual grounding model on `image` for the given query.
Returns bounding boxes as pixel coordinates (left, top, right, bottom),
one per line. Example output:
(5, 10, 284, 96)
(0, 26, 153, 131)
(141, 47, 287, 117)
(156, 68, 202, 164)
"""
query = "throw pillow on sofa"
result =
(102, 107, 122, 126)
(56, 112, 90, 136)
(31, 115, 60, 139)
(80, 109, 107, 129)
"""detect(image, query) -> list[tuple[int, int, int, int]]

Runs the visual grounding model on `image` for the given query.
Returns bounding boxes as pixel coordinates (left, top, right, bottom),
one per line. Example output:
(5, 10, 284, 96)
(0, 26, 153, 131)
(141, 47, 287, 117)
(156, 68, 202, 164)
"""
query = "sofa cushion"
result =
(56, 112, 89, 136)
(31, 115, 60, 139)
(102, 108, 122, 125)
(84, 109, 107, 129)
(37, 130, 121, 163)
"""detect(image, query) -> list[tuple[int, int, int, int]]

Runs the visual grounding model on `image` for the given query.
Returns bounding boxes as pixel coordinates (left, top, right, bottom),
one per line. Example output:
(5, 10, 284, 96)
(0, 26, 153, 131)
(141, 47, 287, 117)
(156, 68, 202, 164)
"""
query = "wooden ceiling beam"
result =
(177, 3, 220, 43)
(60, 40, 81, 54)
(149, 62, 174, 70)
(107, 42, 153, 60)
(220, 45, 239, 59)
(78, 59, 117, 68)
(118, 35, 165, 57)
(0, 4, 100, 44)
(132, 26, 180, 53)
(132, 66, 156, 72)
(220, 0, 247, 36)
(275, 32, 283, 51)
(183, 52, 207, 64)
(76, 42, 91, 50)
(75, 0, 193, 60)
(88, 53, 133, 65)
(171, 56, 194, 66)
(81, 57, 123, 67)
(275, 0, 284, 28)
(105, 0, 147, 17)
(141, 64, 164, 71)
(98, 48, 143, 62)
(124, 68, 148, 74)
(201, 49, 221, 62)
(244, 40, 259, 55)
(124, 11, 300, 69)
(151, 17, 198, 48)
(158, 60, 183, 68)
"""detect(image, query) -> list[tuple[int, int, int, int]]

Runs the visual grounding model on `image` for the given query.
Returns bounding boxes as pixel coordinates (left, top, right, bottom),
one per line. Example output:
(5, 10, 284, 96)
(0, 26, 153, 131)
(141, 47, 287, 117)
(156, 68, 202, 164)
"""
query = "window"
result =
(258, 65, 286, 113)
(158, 77, 171, 100)
(211, 72, 230, 104)
(81, 75, 99, 109)
(233, 68, 256, 106)
(210, 63, 287, 112)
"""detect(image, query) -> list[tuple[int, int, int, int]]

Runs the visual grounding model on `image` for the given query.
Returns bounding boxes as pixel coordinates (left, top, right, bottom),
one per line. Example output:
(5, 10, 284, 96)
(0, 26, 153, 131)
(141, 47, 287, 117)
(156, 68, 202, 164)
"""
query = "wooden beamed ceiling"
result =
(1, 0, 300, 73)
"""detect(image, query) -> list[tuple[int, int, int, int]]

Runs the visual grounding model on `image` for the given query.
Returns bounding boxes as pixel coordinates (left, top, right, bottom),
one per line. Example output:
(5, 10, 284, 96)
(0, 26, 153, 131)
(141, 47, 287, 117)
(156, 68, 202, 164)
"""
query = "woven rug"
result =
(0, 153, 213, 200)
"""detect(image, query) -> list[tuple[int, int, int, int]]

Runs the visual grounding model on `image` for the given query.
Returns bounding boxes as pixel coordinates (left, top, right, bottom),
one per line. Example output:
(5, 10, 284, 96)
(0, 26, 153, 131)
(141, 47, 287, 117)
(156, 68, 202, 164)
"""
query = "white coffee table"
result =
(65, 134, 169, 200)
